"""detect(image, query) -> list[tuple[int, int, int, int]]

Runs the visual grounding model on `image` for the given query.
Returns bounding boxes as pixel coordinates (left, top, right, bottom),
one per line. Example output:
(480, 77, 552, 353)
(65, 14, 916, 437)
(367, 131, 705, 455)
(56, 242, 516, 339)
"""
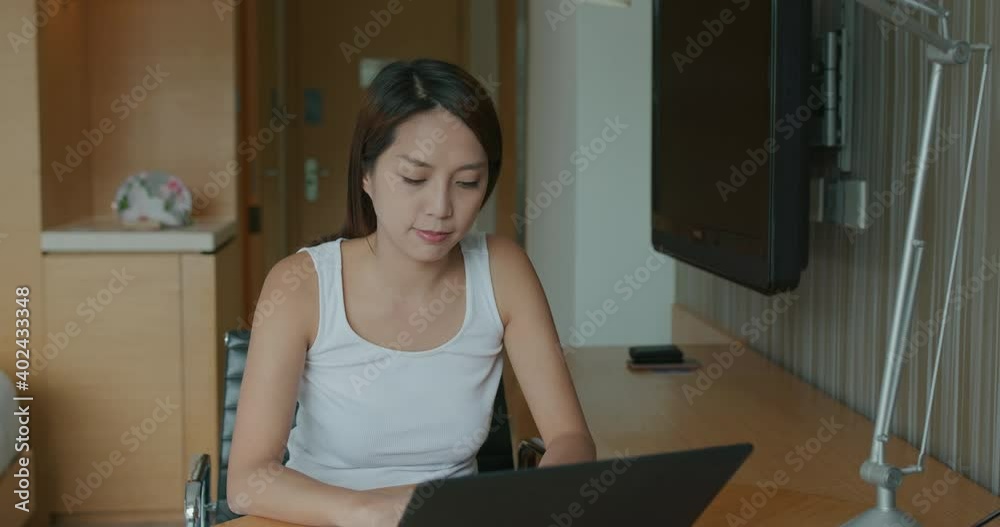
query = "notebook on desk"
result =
(398, 443, 752, 527)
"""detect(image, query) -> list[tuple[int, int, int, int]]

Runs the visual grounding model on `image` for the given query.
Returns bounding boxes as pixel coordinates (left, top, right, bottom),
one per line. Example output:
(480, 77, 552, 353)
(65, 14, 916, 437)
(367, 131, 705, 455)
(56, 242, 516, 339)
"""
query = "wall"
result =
(527, 0, 675, 347)
(38, 0, 90, 228)
(678, 0, 1000, 493)
(1, 0, 46, 523)
(36, 0, 239, 228)
(525, 0, 579, 344)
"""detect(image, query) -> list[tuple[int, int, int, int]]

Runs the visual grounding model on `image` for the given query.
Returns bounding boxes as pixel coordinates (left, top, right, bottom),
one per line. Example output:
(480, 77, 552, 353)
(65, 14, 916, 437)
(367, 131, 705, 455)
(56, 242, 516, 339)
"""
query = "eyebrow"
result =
(397, 154, 487, 173)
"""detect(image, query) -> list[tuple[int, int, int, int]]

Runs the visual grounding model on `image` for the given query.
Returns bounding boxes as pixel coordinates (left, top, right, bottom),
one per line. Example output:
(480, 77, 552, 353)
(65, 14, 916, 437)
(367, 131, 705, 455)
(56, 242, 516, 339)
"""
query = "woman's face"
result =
(363, 107, 489, 262)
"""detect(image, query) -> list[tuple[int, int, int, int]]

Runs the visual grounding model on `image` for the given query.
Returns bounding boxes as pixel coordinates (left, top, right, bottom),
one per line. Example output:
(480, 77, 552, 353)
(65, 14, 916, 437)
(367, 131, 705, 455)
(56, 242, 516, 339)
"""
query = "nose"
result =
(424, 178, 453, 219)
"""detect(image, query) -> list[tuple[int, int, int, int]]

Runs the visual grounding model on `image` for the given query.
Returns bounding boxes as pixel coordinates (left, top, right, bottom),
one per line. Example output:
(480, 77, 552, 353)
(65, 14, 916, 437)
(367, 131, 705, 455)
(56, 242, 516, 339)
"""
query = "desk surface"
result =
(221, 345, 999, 526)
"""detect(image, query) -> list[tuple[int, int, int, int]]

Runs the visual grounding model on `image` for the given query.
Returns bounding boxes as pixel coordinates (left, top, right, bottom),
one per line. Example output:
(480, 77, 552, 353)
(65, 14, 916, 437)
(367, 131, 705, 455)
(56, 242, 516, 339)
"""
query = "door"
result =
(238, 0, 524, 315)
(285, 0, 467, 248)
(240, 0, 289, 325)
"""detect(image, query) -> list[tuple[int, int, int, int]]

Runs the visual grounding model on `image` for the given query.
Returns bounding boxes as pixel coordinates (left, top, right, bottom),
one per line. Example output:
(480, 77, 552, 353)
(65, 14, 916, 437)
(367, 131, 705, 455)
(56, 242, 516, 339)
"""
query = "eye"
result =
(457, 180, 480, 189)
(400, 176, 425, 185)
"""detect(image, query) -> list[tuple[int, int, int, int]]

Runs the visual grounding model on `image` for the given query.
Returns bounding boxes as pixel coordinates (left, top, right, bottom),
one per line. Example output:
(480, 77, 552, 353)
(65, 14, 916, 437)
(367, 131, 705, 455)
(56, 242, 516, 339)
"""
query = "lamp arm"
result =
(902, 44, 992, 475)
(855, 0, 969, 62)
(899, 0, 949, 18)
(839, 4, 989, 525)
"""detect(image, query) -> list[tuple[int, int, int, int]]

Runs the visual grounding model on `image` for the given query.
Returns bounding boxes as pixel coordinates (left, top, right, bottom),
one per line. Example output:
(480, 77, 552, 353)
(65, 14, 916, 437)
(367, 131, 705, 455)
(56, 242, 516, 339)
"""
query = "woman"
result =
(228, 58, 595, 526)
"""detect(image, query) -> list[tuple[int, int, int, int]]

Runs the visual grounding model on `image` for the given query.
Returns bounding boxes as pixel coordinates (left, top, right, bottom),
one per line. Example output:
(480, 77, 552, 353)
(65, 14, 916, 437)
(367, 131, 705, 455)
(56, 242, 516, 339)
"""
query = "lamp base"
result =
(841, 507, 919, 527)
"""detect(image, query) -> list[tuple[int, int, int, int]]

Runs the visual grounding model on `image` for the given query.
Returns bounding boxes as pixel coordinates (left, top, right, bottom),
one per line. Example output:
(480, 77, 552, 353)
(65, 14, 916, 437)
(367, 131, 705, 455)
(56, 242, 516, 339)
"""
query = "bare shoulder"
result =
(484, 233, 542, 328)
(255, 250, 320, 348)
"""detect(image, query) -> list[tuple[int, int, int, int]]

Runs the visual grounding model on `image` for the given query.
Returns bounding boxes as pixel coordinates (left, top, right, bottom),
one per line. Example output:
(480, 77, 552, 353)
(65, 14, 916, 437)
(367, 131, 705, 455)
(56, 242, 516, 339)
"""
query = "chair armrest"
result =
(517, 437, 546, 469)
(185, 454, 214, 527)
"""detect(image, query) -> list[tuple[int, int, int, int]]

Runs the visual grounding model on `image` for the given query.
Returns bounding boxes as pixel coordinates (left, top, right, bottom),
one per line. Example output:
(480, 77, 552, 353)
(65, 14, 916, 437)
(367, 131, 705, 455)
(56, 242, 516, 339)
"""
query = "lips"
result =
(415, 229, 451, 243)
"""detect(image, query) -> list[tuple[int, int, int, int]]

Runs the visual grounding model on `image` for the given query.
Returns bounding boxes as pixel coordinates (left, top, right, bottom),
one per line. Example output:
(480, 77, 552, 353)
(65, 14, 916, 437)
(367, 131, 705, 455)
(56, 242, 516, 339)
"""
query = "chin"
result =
(408, 229, 458, 258)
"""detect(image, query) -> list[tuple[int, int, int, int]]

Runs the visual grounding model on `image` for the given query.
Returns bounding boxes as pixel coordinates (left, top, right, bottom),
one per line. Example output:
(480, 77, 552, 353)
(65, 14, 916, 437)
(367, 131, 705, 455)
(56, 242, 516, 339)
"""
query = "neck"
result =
(361, 231, 460, 302)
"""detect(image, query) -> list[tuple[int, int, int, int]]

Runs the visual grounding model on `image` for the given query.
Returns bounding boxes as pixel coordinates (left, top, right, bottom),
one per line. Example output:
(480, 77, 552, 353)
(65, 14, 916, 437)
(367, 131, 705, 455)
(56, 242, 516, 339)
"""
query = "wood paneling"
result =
(38, 0, 91, 229)
(83, 0, 238, 220)
(43, 254, 184, 512)
(0, 0, 45, 524)
(180, 251, 222, 505)
(23, 0, 242, 522)
(181, 239, 243, 503)
(242, 0, 288, 322)
(40, 246, 241, 520)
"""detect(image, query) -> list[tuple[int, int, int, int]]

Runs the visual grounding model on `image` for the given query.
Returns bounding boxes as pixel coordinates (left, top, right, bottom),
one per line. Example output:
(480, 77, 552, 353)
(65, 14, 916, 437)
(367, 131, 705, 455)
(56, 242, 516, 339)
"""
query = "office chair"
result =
(184, 329, 547, 527)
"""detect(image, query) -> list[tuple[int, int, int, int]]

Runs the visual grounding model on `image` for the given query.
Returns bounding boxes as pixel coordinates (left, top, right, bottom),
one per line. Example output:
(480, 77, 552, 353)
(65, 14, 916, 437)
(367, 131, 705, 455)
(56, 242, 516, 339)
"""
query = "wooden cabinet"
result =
(42, 241, 241, 520)
(34, 1, 241, 521)
(13, 0, 242, 523)
(43, 254, 184, 513)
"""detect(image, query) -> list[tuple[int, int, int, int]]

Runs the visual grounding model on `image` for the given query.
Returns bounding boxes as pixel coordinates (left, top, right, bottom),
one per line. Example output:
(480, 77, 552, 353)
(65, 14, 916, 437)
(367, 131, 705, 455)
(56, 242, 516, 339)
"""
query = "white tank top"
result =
(284, 231, 505, 491)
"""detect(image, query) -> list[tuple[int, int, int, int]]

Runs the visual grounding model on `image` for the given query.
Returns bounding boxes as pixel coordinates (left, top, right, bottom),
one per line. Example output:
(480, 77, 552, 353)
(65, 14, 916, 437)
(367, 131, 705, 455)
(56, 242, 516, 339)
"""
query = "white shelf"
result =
(42, 216, 237, 254)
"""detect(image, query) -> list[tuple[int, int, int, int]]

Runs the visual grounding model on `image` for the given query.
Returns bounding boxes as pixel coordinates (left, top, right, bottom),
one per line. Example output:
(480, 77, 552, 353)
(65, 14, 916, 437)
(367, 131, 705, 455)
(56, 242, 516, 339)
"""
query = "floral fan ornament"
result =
(112, 171, 194, 228)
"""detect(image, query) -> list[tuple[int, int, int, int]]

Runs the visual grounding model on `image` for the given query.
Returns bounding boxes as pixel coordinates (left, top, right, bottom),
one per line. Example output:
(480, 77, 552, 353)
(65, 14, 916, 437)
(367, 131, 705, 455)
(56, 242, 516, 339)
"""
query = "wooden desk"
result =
(222, 345, 999, 526)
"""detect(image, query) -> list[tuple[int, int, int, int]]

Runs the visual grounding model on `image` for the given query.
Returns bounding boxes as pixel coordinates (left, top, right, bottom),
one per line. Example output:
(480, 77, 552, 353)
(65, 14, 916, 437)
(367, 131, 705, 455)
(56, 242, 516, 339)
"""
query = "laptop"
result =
(399, 443, 752, 527)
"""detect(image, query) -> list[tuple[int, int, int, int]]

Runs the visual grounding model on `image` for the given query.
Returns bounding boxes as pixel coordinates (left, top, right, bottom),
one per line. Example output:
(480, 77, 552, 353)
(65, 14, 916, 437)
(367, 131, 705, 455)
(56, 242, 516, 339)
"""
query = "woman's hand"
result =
(351, 483, 417, 527)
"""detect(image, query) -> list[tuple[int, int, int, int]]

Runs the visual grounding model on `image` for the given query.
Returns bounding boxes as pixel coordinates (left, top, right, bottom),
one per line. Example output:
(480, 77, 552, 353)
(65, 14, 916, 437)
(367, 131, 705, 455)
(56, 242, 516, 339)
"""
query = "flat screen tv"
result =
(651, 0, 811, 294)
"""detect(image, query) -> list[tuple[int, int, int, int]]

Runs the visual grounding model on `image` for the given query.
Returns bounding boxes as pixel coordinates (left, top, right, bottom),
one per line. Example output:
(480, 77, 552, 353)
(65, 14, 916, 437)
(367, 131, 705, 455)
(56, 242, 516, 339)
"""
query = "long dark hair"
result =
(309, 58, 502, 246)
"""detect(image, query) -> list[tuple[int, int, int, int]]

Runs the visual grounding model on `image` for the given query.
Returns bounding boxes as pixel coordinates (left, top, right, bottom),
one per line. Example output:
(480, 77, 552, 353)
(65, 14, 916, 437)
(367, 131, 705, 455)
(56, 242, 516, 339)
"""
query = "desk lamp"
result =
(842, 0, 991, 525)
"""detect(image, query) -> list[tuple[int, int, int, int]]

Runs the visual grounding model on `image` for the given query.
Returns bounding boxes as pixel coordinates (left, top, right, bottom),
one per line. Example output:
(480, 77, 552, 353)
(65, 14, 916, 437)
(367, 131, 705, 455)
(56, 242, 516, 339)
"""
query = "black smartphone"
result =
(627, 358, 700, 372)
(628, 344, 684, 364)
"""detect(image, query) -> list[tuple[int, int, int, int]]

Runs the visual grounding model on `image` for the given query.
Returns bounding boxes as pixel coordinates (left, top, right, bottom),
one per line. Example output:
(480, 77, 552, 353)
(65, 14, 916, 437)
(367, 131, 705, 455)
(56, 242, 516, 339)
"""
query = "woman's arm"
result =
(227, 253, 412, 526)
(486, 236, 597, 467)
